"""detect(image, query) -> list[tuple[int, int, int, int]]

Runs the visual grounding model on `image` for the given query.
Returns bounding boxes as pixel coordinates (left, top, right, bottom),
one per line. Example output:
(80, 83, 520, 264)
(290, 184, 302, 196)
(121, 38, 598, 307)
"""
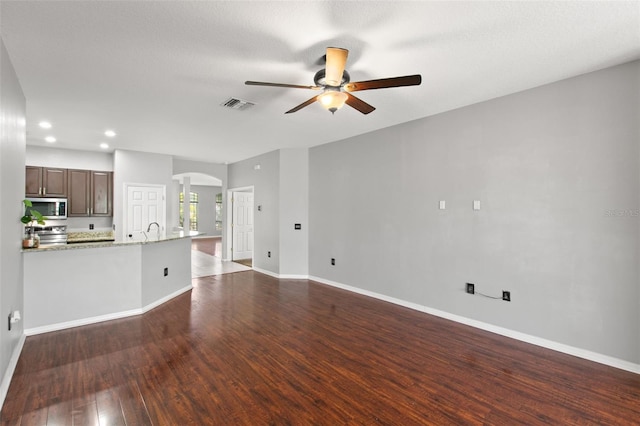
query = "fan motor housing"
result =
(314, 69, 351, 87)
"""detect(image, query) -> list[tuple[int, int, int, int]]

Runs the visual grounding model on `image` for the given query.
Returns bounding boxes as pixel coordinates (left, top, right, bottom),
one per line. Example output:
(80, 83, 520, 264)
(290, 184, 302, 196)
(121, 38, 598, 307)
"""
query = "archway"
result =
(173, 172, 223, 238)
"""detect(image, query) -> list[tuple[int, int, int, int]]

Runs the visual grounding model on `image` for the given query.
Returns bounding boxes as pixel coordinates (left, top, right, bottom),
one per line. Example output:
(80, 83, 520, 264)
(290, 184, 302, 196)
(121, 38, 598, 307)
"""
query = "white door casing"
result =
(232, 191, 254, 260)
(124, 184, 166, 240)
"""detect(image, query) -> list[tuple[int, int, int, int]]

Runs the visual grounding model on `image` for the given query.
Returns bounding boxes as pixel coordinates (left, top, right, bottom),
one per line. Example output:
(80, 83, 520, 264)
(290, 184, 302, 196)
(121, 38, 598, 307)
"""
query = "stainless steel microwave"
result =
(25, 198, 67, 220)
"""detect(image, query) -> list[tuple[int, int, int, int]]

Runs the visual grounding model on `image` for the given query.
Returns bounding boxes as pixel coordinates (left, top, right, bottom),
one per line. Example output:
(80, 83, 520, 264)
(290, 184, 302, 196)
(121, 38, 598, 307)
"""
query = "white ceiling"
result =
(1, 1, 639, 165)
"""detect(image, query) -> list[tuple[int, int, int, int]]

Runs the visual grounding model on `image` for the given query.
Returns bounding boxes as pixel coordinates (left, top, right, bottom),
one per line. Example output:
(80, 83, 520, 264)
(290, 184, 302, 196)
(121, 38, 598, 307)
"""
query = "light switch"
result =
(439, 200, 446, 210)
(473, 200, 481, 210)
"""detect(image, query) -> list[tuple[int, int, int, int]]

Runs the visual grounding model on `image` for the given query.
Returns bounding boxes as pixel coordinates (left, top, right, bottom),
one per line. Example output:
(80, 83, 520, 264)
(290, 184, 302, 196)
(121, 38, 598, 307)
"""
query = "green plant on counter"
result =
(21, 199, 45, 229)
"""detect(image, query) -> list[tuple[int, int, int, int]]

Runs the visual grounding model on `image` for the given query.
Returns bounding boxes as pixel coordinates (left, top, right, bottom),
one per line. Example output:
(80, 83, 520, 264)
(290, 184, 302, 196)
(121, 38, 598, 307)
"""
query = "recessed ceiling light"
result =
(104, 130, 116, 137)
(39, 121, 52, 129)
(100, 143, 109, 149)
(45, 136, 56, 143)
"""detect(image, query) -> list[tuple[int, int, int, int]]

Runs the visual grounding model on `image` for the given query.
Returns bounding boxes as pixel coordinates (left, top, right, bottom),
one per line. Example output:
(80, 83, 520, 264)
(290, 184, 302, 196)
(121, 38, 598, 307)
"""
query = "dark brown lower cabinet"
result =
(68, 169, 113, 217)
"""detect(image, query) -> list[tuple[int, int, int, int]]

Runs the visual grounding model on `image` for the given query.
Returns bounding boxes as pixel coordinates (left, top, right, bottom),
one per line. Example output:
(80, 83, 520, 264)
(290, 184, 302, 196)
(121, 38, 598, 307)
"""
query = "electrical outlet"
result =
(7, 314, 11, 331)
(466, 283, 475, 294)
(331, 258, 335, 266)
(502, 291, 511, 302)
(268, 251, 271, 258)
(89, 224, 94, 230)
(164, 267, 168, 277)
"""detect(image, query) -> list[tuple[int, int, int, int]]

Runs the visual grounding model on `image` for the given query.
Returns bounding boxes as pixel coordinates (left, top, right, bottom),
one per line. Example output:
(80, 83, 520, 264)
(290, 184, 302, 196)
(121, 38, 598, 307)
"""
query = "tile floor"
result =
(191, 247, 252, 277)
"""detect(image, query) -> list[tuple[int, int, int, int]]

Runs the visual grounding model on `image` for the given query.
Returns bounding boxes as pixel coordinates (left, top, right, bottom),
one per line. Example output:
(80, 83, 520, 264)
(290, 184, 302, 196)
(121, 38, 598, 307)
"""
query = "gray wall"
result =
(309, 61, 640, 363)
(24, 246, 141, 330)
(279, 149, 309, 276)
(141, 238, 191, 307)
(26, 145, 113, 171)
(0, 39, 26, 405)
(113, 149, 174, 241)
(228, 150, 280, 273)
(228, 148, 310, 276)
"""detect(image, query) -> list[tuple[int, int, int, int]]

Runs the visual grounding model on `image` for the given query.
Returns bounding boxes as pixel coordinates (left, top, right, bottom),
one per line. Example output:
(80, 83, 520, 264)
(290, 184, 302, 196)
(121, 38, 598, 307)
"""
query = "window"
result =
(215, 193, 223, 231)
(179, 192, 198, 231)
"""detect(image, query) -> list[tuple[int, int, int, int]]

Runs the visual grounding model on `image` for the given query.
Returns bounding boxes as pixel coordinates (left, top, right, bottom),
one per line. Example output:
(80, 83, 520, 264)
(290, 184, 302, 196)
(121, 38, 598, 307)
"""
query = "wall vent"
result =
(221, 98, 255, 111)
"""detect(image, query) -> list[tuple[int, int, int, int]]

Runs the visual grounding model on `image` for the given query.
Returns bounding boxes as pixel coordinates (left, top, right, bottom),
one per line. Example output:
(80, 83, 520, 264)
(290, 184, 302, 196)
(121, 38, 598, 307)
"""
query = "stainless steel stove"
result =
(26, 225, 67, 245)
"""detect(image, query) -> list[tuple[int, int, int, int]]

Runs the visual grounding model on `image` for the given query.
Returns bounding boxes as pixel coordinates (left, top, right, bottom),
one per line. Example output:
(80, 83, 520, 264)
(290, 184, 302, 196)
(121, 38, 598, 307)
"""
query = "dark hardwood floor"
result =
(191, 237, 221, 257)
(2, 271, 639, 425)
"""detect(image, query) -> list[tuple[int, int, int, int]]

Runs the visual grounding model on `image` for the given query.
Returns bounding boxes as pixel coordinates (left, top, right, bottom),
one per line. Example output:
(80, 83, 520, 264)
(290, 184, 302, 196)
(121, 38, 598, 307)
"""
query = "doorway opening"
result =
(173, 172, 237, 276)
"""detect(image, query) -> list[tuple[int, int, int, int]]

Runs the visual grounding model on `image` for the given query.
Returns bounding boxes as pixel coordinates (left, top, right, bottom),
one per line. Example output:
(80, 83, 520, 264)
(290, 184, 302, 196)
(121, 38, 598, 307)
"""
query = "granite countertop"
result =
(67, 230, 115, 243)
(24, 231, 202, 252)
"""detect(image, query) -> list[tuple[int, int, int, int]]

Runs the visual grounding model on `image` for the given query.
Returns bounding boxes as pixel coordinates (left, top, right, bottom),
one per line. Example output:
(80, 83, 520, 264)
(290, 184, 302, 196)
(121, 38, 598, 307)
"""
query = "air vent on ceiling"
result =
(221, 98, 255, 111)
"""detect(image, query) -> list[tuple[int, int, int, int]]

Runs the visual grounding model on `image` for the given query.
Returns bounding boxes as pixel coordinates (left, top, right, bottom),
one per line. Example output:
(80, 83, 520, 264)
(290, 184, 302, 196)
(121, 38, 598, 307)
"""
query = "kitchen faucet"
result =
(146, 222, 160, 232)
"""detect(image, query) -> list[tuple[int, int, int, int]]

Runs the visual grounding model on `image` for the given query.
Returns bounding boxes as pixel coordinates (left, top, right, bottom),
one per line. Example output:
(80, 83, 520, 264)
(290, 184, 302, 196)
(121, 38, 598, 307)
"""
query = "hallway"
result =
(191, 237, 251, 277)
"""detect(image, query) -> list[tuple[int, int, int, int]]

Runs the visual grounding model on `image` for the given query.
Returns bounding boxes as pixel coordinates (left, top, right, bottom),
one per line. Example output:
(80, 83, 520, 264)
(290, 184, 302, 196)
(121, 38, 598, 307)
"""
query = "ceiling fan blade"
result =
(245, 81, 321, 90)
(345, 93, 376, 115)
(285, 96, 319, 114)
(344, 74, 422, 92)
(325, 47, 349, 86)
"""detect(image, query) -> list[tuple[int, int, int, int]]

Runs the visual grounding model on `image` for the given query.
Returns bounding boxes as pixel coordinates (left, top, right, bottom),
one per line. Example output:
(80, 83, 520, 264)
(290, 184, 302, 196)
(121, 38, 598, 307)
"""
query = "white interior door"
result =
(232, 192, 253, 260)
(125, 184, 165, 239)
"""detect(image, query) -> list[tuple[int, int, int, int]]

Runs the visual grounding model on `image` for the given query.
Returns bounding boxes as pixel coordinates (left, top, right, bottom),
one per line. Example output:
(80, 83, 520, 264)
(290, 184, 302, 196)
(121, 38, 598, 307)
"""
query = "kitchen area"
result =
(21, 146, 196, 336)
(23, 146, 117, 246)
(24, 166, 115, 246)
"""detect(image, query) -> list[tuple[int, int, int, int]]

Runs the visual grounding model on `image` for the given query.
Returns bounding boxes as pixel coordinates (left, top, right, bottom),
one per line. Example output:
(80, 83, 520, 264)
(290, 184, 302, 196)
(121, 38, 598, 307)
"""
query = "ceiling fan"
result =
(245, 47, 422, 115)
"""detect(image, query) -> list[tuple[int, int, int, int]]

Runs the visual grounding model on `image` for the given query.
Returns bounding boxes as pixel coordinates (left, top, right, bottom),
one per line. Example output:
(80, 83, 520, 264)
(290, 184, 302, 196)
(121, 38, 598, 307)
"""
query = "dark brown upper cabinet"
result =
(25, 166, 68, 198)
(68, 169, 113, 217)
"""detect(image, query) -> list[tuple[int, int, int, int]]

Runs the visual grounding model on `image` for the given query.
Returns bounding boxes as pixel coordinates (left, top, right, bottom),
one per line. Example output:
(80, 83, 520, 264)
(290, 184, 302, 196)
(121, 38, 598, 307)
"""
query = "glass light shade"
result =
(319, 91, 348, 113)
(325, 47, 348, 86)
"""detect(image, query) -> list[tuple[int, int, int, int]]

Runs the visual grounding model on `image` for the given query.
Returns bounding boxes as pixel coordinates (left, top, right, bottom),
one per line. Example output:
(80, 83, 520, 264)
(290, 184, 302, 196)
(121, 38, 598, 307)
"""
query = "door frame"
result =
(122, 183, 166, 241)
(226, 186, 254, 261)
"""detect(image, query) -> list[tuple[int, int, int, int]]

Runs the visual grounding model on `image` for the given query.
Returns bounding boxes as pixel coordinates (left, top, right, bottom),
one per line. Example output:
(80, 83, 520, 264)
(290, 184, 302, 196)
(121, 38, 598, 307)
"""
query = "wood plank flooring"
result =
(191, 237, 221, 257)
(2, 271, 639, 425)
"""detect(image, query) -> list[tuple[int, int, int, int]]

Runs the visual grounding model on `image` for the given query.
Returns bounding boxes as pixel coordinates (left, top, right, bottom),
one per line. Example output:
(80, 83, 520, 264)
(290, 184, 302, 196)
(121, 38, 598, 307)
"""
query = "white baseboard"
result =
(252, 267, 278, 278)
(308, 275, 640, 375)
(0, 333, 26, 411)
(278, 274, 309, 280)
(25, 284, 193, 336)
(252, 267, 308, 280)
(25, 308, 142, 336)
(142, 284, 193, 314)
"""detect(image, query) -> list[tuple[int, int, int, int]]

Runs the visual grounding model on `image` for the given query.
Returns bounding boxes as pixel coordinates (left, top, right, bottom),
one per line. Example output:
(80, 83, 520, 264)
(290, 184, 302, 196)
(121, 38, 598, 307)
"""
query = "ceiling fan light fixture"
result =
(245, 46, 421, 115)
(319, 90, 348, 114)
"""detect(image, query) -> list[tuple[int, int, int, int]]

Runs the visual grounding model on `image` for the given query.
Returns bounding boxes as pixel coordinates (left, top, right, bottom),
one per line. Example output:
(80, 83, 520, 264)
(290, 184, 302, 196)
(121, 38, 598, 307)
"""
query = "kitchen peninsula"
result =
(22, 232, 195, 335)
